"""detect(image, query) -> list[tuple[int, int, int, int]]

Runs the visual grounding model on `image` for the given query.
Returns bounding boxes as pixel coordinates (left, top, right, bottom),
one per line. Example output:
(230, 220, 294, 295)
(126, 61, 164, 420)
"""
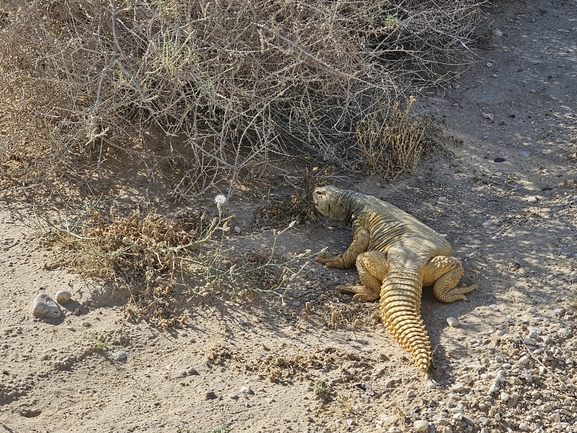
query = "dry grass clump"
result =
(356, 96, 442, 179)
(0, 0, 484, 197)
(38, 207, 216, 328)
(38, 203, 314, 328)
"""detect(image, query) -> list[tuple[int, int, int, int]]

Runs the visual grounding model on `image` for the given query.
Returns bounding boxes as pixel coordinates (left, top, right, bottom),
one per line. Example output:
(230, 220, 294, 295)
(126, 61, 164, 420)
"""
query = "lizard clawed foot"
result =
(439, 284, 478, 303)
(336, 285, 380, 302)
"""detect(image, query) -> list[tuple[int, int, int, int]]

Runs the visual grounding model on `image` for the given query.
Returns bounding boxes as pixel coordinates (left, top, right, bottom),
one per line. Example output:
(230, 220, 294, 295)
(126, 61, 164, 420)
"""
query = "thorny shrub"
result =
(0, 0, 484, 197)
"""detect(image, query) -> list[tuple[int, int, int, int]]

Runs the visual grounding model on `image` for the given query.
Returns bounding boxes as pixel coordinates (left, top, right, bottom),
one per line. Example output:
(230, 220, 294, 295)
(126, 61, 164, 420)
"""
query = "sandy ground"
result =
(1, 1, 576, 432)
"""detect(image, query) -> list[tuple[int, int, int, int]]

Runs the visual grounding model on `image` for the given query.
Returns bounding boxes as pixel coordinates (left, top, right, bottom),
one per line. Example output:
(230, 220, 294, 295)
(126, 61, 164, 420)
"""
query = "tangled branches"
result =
(0, 0, 484, 196)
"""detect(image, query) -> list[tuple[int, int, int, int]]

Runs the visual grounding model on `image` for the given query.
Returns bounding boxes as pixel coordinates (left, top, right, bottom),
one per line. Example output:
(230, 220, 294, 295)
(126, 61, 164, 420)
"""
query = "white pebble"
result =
(559, 328, 570, 336)
(519, 422, 530, 431)
(518, 355, 530, 365)
(112, 351, 127, 362)
(413, 420, 429, 432)
(526, 196, 538, 203)
(55, 290, 72, 304)
(482, 221, 492, 228)
(451, 383, 464, 392)
(495, 370, 506, 382)
(447, 317, 459, 327)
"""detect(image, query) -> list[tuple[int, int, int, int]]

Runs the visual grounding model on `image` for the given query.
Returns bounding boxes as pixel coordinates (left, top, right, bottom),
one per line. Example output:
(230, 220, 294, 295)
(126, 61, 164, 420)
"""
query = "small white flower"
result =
(214, 194, 227, 206)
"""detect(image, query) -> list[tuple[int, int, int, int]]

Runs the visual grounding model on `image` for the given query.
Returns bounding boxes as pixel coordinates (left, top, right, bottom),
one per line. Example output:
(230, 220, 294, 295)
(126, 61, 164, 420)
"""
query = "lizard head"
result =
(313, 185, 350, 222)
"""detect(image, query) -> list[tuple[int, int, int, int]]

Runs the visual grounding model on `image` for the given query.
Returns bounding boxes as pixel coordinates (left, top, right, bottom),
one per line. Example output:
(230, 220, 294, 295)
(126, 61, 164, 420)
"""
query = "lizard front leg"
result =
(316, 227, 369, 269)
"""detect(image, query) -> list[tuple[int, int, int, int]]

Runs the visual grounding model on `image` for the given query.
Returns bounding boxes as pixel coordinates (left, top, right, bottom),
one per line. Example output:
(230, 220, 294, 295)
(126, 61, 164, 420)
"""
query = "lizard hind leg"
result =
(424, 256, 477, 303)
(336, 251, 389, 302)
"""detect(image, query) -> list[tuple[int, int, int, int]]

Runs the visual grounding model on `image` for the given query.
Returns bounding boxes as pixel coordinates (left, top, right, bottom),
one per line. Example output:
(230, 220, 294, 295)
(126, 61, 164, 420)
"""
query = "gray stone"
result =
(31, 293, 61, 319)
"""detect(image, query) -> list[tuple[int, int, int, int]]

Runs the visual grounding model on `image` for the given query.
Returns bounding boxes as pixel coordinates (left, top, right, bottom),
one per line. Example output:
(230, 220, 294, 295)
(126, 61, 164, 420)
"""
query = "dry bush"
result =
(0, 0, 484, 197)
(356, 96, 442, 179)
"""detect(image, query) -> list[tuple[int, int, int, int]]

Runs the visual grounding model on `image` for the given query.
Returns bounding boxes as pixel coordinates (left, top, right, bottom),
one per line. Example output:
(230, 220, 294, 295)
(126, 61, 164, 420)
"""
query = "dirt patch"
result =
(1, 1, 577, 432)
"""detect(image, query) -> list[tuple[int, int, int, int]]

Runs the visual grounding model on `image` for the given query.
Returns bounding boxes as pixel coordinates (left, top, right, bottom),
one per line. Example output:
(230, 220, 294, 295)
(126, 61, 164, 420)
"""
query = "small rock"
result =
(483, 113, 495, 121)
(479, 417, 490, 426)
(482, 221, 492, 228)
(112, 351, 127, 362)
(519, 423, 529, 431)
(406, 389, 415, 398)
(493, 157, 505, 162)
(522, 338, 537, 346)
(526, 196, 538, 203)
(206, 390, 218, 400)
(187, 367, 199, 375)
(495, 370, 506, 382)
(346, 419, 355, 428)
(31, 293, 62, 319)
(55, 290, 72, 304)
(380, 415, 397, 425)
(447, 317, 459, 327)
(240, 385, 254, 395)
(520, 150, 531, 157)
(451, 383, 464, 392)
(383, 379, 396, 388)
(500, 392, 510, 402)
(527, 326, 542, 338)
(229, 393, 239, 400)
(234, 226, 241, 234)
(518, 355, 530, 365)
(491, 29, 503, 38)
(559, 328, 570, 336)
(489, 380, 500, 393)
(554, 308, 566, 317)
(413, 420, 429, 432)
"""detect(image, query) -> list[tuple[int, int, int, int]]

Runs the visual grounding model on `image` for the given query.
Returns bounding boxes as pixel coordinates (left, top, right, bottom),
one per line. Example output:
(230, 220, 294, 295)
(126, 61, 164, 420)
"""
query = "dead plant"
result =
(356, 96, 441, 179)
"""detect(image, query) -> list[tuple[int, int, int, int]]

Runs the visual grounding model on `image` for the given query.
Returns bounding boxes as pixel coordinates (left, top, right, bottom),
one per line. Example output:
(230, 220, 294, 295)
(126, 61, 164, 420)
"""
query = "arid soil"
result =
(1, 1, 576, 432)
